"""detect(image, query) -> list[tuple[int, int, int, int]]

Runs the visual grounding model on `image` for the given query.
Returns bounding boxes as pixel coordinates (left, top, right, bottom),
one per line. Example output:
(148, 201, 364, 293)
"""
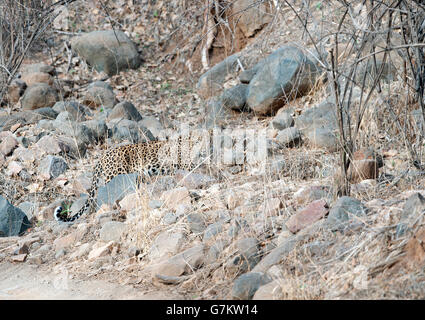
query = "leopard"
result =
(53, 126, 268, 223)
(54, 133, 207, 223)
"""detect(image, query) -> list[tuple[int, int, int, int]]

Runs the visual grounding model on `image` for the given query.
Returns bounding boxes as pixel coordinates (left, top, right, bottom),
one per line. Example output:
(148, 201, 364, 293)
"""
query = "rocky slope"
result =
(0, 0, 424, 299)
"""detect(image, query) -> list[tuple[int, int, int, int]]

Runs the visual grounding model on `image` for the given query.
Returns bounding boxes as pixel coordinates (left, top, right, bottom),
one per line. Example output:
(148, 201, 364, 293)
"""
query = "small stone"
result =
(149, 200, 163, 209)
(7, 79, 27, 104)
(304, 127, 339, 152)
(0, 195, 31, 237)
(35, 135, 61, 155)
(260, 198, 283, 216)
(83, 81, 117, 109)
(55, 249, 67, 259)
(52, 100, 90, 121)
(21, 63, 55, 75)
(149, 231, 186, 260)
(162, 212, 178, 225)
(401, 226, 425, 269)
(138, 116, 164, 138)
(277, 229, 293, 246)
(203, 221, 224, 241)
(226, 190, 244, 210)
(17, 202, 38, 222)
(16, 243, 29, 255)
(253, 280, 282, 300)
(36, 244, 52, 254)
(28, 254, 44, 265)
(155, 244, 205, 277)
(161, 187, 191, 210)
(6, 161, 23, 176)
(293, 185, 331, 206)
(38, 155, 68, 180)
(13, 146, 42, 163)
(56, 135, 88, 158)
(347, 148, 382, 183)
(276, 127, 301, 147)
(186, 213, 207, 233)
(286, 199, 329, 233)
(108, 101, 142, 121)
(226, 238, 261, 274)
(220, 84, 248, 111)
(174, 170, 216, 189)
(327, 196, 368, 230)
(396, 193, 425, 239)
(0, 154, 5, 167)
(21, 72, 53, 87)
(88, 241, 114, 260)
(0, 135, 18, 156)
(272, 110, 294, 130)
(197, 54, 240, 99)
(96, 173, 138, 207)
(401, 193, 425, 222)
(109, 119, 154, 143)
(53, 228, 85, 250)
(11, 253, 27, 262)
(99, 221, 127, 242)
(70, 243, 92, 259)
(21, 83, 58, 110)
(71, 30, 141, 76)
(175, 203, 192, 217)
(205, 239, 228, 264)
(232, 272, 272, 300)
(119, 193, 140, 212)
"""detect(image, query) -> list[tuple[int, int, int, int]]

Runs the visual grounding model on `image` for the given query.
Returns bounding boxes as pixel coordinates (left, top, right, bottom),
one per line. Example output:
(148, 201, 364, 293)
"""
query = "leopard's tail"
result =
(54, 169, 100, 223)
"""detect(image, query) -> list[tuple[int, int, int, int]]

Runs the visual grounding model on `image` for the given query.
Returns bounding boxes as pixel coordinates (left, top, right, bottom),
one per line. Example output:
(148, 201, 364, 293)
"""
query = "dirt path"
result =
(0, 262, 178, 300)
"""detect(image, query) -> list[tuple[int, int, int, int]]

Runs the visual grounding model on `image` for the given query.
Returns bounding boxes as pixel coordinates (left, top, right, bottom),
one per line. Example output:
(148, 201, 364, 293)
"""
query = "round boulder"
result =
(71, 30, 142, 76)
(21, 83, 58, 110)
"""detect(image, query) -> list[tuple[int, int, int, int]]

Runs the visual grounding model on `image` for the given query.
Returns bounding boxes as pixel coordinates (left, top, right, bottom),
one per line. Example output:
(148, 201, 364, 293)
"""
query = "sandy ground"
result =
(0, 262, 178, 300)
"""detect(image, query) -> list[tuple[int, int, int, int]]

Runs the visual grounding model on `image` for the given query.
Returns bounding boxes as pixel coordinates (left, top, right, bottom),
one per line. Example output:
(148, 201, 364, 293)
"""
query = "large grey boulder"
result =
(0, 196, 31, 237)
(246, 46, 320, 115)
(71, 30, 141, 76)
